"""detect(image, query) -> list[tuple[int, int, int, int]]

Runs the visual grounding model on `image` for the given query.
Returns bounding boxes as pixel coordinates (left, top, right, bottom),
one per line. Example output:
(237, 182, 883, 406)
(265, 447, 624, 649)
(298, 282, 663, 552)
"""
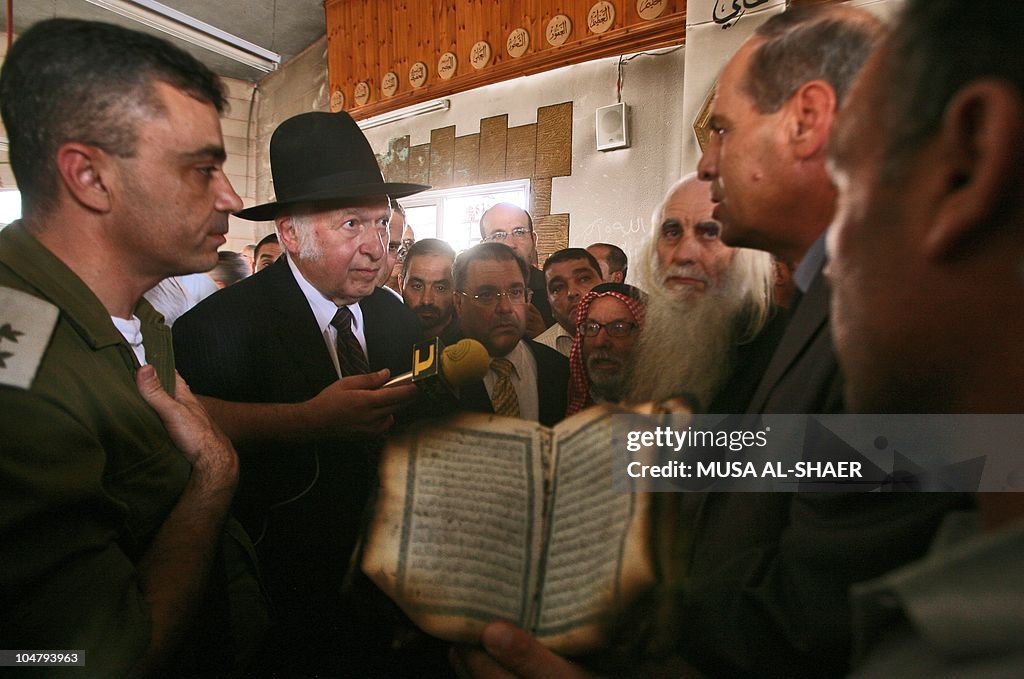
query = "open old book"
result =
(361, 404, 656, 655)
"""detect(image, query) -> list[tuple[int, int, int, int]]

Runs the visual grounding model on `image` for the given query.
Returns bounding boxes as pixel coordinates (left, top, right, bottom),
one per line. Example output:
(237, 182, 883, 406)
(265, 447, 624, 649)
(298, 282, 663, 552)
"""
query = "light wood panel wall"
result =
(325, 0, 683, 120)
(378, 102, 574, 261)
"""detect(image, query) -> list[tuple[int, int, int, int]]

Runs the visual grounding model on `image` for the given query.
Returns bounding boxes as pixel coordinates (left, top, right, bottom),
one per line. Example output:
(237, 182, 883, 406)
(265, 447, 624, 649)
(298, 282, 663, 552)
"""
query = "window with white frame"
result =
(399, 179, 530, 254)
(0, 190, 22, 228)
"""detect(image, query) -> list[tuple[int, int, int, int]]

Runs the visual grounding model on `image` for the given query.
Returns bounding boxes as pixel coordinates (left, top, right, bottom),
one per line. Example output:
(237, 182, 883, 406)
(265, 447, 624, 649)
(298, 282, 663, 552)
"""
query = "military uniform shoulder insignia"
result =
(0, 286, 59, 390)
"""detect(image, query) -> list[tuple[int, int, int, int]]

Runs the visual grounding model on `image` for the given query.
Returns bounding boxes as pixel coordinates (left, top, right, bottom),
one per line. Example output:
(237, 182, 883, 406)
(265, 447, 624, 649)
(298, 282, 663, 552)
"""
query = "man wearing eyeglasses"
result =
(453, 242, 569, 427)
(566, 283, 647, 415)
(479, 202, 554, 336)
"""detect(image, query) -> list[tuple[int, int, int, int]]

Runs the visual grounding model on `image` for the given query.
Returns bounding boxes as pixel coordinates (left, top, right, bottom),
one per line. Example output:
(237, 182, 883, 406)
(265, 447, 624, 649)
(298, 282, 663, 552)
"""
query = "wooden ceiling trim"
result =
(326, 1, 684, 121)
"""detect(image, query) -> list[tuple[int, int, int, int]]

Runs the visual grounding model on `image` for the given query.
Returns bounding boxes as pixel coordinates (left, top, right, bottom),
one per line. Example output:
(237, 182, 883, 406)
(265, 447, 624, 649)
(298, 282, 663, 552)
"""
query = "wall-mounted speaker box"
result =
(596, 102, 629, 151)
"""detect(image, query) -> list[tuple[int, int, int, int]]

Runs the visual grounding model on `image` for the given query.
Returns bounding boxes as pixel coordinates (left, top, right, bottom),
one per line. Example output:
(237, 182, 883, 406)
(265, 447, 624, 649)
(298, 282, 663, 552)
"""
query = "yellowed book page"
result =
(362, 413, 547, 643)
(533, 406, 656, 655)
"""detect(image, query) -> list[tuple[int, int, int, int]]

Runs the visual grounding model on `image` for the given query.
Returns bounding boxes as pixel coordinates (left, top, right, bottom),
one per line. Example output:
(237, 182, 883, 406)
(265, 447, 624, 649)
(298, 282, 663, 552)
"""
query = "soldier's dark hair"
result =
(0, 18, 227, 218)
(879, 0, 1024, 178)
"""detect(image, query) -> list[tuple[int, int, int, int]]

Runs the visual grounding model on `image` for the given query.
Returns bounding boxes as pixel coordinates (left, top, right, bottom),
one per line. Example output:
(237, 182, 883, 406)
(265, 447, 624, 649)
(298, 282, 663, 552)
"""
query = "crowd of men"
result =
(1, 0, 1020, 676)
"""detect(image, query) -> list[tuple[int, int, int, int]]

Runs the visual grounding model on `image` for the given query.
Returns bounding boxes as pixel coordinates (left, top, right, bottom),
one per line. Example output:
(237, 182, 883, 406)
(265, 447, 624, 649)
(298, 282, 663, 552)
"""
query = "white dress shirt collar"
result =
(287, 254, 367, 376)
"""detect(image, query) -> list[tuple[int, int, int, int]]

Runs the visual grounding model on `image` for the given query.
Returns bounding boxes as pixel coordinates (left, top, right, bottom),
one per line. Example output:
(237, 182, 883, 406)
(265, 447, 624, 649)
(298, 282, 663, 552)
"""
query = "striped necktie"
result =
(490, 357, 520, 418)
(330, 306, 370, 376)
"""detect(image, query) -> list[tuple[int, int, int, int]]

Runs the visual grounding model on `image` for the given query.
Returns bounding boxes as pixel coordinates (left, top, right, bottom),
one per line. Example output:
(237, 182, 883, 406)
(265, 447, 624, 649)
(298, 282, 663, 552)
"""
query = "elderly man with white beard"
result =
(627, 174, 786, 413)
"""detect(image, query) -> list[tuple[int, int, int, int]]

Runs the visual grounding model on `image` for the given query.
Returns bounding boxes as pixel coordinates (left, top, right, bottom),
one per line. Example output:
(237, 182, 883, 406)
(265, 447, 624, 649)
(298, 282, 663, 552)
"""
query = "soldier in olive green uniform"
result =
(0, 19, 266, 677)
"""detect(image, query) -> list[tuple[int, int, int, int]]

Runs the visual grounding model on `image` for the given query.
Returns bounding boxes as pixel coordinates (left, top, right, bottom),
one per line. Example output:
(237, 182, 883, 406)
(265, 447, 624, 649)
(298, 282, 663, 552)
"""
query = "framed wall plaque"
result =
(637, 0, 668, 21)
(546, 15, 572, 46)
(506, 28, 529, 58)
(409, 61, 428, 88)
(381, 71, 399, 98)
(693, 82, 716, 153)
(470, 40, 492, 70)
(588, 1, 615, 34)
(329, 88, 345, 112)
(354, 80, 370, 106)
(438, 51, 457, 80)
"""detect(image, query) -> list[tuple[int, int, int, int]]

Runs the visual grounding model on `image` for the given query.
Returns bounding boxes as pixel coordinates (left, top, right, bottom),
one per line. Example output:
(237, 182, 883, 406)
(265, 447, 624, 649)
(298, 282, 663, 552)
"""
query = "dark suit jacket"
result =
(745, 268, 843, 415)
(529, 265, 555, 328)
(457, 339, 569, 427)
(708, 306, 789, 414)
(174, 256, 417, 404)
(669, 265, 971, 678)
(173, 256, 432, 677)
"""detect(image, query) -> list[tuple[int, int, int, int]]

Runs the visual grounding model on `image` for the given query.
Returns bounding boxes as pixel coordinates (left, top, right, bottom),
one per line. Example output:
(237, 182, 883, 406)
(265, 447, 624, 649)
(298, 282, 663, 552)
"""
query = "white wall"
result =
(361, 47, 688, 275)
(222, 76, 260, 252)
(680, 0, 786, 174)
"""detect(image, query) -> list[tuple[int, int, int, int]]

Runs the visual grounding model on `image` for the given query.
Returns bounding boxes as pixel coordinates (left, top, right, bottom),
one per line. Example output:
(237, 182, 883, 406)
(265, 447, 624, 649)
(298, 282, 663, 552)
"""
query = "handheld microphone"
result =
(385, 338, 490, 395)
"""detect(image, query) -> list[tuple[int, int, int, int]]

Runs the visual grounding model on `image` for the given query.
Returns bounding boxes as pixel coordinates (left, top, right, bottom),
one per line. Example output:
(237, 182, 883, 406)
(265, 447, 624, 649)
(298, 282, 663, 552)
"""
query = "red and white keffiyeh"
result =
(566, 288, 646, 416)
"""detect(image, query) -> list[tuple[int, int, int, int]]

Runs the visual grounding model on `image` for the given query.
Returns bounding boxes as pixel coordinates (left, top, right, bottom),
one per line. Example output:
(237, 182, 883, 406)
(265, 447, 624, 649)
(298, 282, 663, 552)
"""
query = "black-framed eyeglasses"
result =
(482, 227, 531, 242)
(581, 320, 638, 338)
(458, 287, 531, 307)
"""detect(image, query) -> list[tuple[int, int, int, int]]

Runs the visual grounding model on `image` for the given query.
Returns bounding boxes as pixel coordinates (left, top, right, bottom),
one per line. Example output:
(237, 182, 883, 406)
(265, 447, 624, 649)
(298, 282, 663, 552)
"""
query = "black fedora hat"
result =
(235, 111, 429, 221)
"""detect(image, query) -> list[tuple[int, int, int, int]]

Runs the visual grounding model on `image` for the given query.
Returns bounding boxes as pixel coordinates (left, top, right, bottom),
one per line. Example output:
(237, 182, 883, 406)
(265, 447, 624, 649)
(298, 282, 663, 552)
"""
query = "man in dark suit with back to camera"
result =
(453, 242, 569, 428)
(827, 0, 1024, 673)
(173, 111, 433, 677)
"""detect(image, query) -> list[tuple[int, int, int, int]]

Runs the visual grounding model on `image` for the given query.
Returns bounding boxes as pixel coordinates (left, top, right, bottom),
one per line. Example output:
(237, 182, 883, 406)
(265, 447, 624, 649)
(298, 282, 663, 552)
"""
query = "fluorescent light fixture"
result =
(83, 0, 281, 73)
(358, 99, 451, 130)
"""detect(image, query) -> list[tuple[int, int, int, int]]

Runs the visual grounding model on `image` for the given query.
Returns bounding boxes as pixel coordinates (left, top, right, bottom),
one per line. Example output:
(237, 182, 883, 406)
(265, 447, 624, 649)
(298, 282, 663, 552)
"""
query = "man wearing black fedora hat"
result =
(173, 111, 446, 676)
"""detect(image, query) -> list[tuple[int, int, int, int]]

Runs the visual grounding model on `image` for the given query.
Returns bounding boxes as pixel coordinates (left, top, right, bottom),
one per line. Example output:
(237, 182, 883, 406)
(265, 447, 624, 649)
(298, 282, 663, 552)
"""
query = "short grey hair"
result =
(744, 5, 883, 113)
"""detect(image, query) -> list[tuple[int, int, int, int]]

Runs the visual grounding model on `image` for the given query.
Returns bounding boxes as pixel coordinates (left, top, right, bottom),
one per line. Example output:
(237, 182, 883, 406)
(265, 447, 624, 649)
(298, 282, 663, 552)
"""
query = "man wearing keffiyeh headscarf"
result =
(566, 282, 647, 415)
